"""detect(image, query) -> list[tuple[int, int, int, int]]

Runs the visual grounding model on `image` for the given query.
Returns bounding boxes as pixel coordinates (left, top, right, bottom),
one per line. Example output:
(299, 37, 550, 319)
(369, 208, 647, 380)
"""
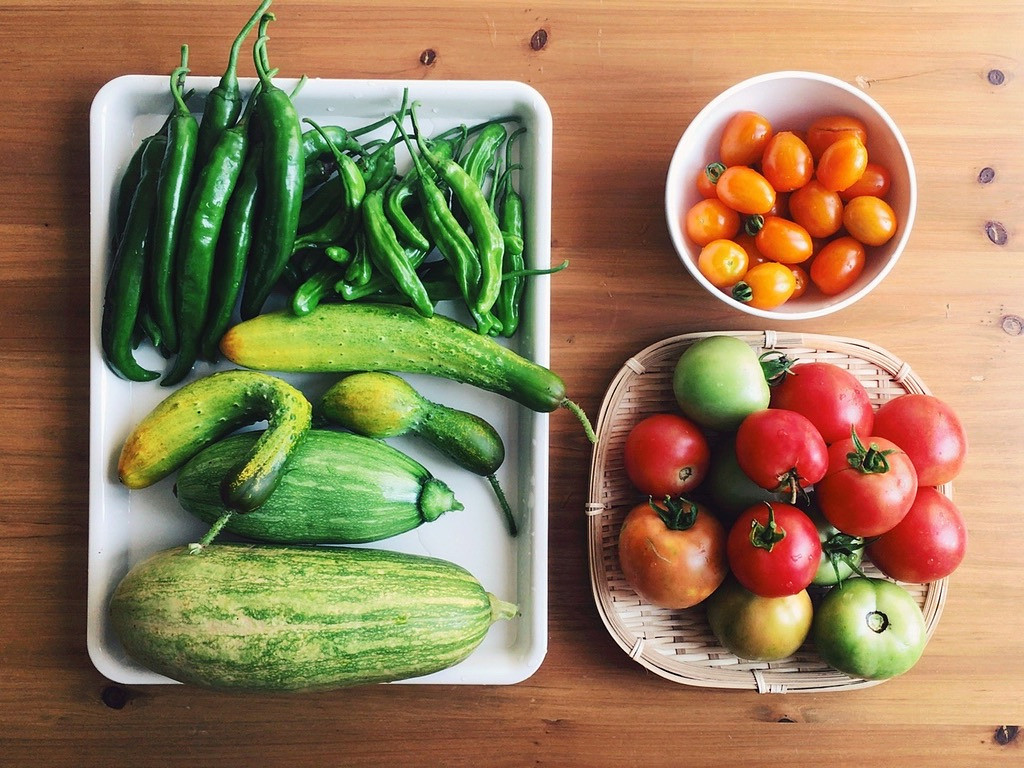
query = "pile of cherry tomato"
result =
(616, 335, 968, 680)
(683, 111, 899, 309)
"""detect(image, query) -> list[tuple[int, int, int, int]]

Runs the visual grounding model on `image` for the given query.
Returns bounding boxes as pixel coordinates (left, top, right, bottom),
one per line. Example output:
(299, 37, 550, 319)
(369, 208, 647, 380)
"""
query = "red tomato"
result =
(755, 216, 814, 264)
(761, 131, 814, 192)
(768, 361, 874, 444)
(618, 497, 728, 609)
(684, 198, 741, 246)
(732, 262, 797, 309)
(809, 236, 866, 296)
(623, 413, 711, 497)
(867, 487, 968, 582)
(815, 134, 869, 192)
(843, 195, 898, 246)
(735, 409, 828, 499)
(806, 115, 868, 160)
(716, 166, 776, 215)
(697, 239, 749, 288)
(727, 502, 822, 597)
(815, 433, 919, 537)
(788, 264, 809, 299)
(788, 180, 844, 238)
(872, 394, 968, 486)
(719, 111, 773, 167)
(839, 162, 891, 201)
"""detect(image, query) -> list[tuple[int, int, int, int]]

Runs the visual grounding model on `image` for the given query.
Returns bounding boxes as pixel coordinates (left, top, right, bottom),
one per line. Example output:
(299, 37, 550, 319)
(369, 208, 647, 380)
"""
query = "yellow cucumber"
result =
(117, 369, 311, 512)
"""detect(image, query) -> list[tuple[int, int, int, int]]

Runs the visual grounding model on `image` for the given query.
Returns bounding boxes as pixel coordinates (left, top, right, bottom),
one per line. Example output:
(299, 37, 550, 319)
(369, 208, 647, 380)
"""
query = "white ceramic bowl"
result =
(665, 71, 916, 321)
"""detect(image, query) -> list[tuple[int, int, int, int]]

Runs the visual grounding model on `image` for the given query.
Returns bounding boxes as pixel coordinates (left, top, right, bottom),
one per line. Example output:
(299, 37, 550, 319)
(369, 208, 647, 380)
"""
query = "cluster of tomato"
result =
(683, 110, 898, 309)
(616, 336, 968, 680)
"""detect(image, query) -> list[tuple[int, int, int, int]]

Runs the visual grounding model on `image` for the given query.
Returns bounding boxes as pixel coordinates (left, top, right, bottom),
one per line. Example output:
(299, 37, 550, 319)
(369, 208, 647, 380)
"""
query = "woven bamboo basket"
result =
(587, 330, 951, 694)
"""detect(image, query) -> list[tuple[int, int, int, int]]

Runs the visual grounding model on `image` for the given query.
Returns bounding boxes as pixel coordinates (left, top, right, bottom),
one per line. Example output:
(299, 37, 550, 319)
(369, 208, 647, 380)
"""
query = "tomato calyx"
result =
(759, 350, 797, 385)
(743, 214, 765, 236)
(748, 502, 787, 552)
(649, 495, 699, 531)
(866, 609, 890, 634)
(704, 162, 726, 185)
(845, 428, 897, 474)
(820, 530, 867, 586)
(731, 282, 754, 303)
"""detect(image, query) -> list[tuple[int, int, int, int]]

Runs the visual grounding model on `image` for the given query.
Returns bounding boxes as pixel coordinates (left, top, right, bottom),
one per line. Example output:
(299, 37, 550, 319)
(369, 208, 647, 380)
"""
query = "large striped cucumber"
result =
(108, 543, 518, 691)
(117, 370, 312, 512)
(218, 303, 595, 441)
(174, 429, 463, 544)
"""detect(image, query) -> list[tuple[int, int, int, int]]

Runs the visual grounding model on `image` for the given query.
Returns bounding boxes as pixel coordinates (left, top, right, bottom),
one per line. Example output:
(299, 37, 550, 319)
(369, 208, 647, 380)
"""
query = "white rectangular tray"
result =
(88, 75, 553, 686)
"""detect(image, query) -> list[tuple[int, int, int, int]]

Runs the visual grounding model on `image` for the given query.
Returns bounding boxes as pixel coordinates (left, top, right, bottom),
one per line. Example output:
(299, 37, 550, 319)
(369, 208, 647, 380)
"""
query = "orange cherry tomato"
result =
(733, 233, 770, 268)
(815, 135, 869, 192)
(696, 162, 725, 199)
(839, 162, 892, 201)
(719, 111, 773, 167)
(788, 180, 844, 238)
(810, 236, 866, 295)
(761, 131, 814, 192)
(697, 239, 749, 288)
(755, 216, 814, 264)
(843, 195, 898, 246)
(806, 115, 868, 160)
(789, 264, 810, 299)
(733, 262, 797, 309)
(684, 198, 741, 246)
(716, 166, 776, 215)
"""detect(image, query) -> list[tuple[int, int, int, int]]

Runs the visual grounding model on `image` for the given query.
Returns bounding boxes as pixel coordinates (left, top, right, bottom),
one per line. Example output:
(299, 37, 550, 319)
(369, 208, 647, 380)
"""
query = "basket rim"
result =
(587, 330, 950, 694)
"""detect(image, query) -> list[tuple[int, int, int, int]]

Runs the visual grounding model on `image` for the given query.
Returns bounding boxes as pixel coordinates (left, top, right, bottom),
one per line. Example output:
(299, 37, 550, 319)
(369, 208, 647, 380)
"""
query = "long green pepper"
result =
(361, 186, 433, 317)
(101, 137, 166, 382)
(239, 20, 305, 319)
(149, 48, 199, 353)
(494, 127, 528, 337)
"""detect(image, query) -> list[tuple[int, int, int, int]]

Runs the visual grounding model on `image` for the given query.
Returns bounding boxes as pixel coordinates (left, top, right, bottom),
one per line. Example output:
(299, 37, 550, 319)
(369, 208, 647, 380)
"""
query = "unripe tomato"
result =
(809, 236, 865, 296)
(816, 134, 869, 192)
(806, 114, 868, 160)
(697, 239, 749, 288)
(684, 198, 740, 246)
(716, 166, 776, 215)
(732, 262, 797, 309)
(843, 195, 898, 246)
(706, 576, 812, 661)
(839, 162, 892, 201)
(719, 111, 773, 167)
(760, 131, 814, 192)
(788, 180, 844, 238)
(755, 216, 814, 264)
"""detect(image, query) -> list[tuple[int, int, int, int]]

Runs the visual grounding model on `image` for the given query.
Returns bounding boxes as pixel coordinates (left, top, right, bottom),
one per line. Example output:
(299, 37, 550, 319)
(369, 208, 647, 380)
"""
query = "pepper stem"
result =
(170, 46, 190, 116)
(224, 0, 272, 86)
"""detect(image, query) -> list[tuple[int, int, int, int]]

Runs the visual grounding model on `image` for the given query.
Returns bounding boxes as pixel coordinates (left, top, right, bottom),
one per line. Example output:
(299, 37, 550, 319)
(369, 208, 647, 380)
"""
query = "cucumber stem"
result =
(561, 398, 596, 443)
(188, 510, 233, 554)
(488, 593, 519, 623)
(487, 474, 518, 537)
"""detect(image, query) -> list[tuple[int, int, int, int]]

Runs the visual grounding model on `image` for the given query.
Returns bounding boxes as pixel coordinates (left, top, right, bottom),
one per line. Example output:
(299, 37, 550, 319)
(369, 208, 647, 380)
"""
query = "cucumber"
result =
(117, 369, 312, 512)
(218, 303, 595, 441)
(108, 542, 518, 691)
(319, 372, 517, 536)
(174, 429, 463, 544)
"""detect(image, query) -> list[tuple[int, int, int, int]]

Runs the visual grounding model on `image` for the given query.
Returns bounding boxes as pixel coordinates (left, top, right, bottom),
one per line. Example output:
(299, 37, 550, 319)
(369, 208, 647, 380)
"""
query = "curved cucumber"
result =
(109, 542, 517, 692)
(319, 372, 517, 536)
(117, 369, 312, 512)
(175, 429, 463, 544)
(218, 303, 594, 441)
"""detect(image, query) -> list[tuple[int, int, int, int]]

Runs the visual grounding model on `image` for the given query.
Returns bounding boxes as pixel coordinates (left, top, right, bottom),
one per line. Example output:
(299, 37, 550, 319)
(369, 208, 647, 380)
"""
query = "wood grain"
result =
(2, 1, 1023, 765)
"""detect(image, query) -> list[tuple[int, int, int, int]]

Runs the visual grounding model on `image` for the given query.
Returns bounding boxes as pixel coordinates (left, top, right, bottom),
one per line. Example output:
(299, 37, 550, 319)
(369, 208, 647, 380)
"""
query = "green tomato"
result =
(705, 576, 813, 661)
(672, 336, 770, 432)
(809, 504, 864, 586)
(811, 577, 927, 680)
(704, 439, 780, 527)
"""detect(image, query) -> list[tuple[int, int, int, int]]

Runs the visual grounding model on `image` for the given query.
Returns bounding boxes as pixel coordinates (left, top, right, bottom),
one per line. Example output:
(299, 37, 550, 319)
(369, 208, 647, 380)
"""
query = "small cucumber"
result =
(218, 303, 595, 441)
(175, 429, 463, 544)
(320, 372, 517, 536)
(109, 542, 517, 691)
(117, 369, 312, 512)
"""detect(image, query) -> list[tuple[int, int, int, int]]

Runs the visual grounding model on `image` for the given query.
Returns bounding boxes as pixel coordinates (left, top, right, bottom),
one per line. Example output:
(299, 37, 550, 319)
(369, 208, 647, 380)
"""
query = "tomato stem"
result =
(845, 427, 896, 474)
(704, 162, 726, 185)
(759, 350, 797, 386)
(650, 496, 699, 531)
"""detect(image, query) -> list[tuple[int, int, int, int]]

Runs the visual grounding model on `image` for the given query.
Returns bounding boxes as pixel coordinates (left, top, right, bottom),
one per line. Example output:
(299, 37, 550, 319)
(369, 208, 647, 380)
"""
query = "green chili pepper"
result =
(494, 127, 528, 337)
(195, 0, 270, 167)
(149, 48, 199, 353)
(302, 119, 367, 251)
(361, 186, 433, 317)
(162, 85, 252, 386)
(342, 230, 373, 287)
(290, 250, 351, 316)
(383, 137, 456, 252)
(303, 154, 335, 188)
(409, 104, 506, 319)
(239, 17, 305, 319)
(459, 121, 507, 190)
(101, 136, 165, 382)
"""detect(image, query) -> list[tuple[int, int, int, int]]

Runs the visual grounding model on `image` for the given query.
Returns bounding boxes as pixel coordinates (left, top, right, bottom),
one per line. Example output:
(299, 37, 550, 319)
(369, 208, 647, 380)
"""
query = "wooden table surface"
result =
(3, 1, 1023, 765)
